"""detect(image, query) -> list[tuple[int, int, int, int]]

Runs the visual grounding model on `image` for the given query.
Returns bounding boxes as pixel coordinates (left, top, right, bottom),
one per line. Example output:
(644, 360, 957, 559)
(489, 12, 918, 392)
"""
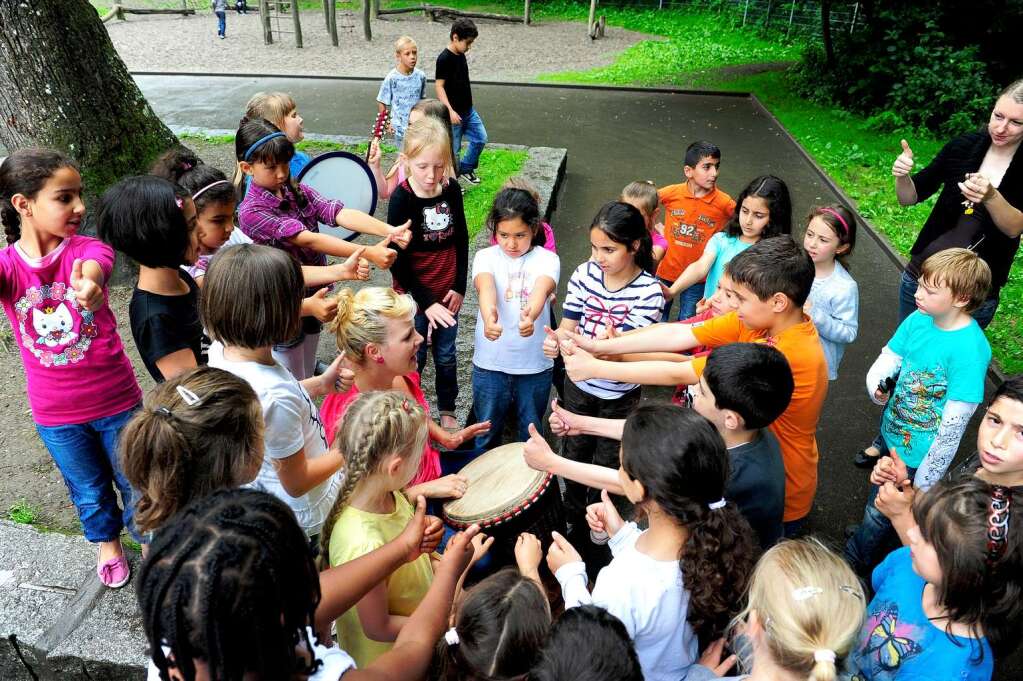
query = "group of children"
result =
(1, 17, 1021, 679)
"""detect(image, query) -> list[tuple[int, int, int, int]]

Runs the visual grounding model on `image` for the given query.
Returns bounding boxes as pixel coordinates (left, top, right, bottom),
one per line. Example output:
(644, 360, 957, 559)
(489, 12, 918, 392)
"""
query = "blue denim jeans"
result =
(471, 366, 553, 451)
(35, 405, 141, 543)
(658, 278, 703, 321)
(451, 108, 488, 175)
(844, 465, 917, 577)
(215, 10, 226, 36)
(414, 311, 459, 413)
(897, 270, 999, 329)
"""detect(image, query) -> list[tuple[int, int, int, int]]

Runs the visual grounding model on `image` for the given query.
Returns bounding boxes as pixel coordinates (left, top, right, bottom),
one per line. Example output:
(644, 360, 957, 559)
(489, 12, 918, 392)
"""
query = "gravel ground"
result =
(105, 9, 653, 80)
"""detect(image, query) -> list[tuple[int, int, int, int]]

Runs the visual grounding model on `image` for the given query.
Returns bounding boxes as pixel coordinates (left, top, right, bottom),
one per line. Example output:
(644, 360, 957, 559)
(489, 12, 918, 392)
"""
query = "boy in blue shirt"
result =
(845, 247, 992, 577)
(377, 36, 427, 150)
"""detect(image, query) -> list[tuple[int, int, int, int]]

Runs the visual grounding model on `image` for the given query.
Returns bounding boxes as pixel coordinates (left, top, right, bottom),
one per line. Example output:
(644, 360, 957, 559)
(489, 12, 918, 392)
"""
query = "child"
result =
(378, 98, 456, 199)
(542, 201, 663, 557)
(872, 374, 1023, 544)
(529, 341, 792, 550)
(435, 18, 487, 185)
(377, 36, 427, 150)
(212, 0, 226, 38)
(491, 177, 557, 253)
(687, 539, 866, 681)
(430, 567, 551, 680)
(139, 487, 480, 681)
(97, 175, 202, 382)
(323, 286, 489, 500)
(236, 116, 409, 380)
(472, 186, 560, 450)
(847, 478, 1023, 680)
(320, 391, 434, 667)
(559, 237, 828, 534)
(663, 175, 791, 307)
(846, 248, 992, 575)
(525, 405, 755, 681)
(0, 148, 142, 588)
(387, 117, 469, 430)
(803, 203, 859, 381)
(119, 366, 263, 535)
(656, 141, 736, 320)
(620, 180, 667, 266)
(202, 244, 351, 538)
(530, 606, 644, 681)
(244, 91, 312, 183)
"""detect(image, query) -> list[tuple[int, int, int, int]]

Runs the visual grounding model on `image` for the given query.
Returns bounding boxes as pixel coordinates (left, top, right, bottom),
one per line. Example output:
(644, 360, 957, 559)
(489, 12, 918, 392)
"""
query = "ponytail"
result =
(620, 404, 756, 646)
(151, 146, 234, 212)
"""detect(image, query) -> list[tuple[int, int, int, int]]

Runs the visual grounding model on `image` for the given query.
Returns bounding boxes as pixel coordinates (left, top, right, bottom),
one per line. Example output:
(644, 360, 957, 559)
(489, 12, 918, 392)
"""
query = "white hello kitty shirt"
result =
(0, 235, 141, 426)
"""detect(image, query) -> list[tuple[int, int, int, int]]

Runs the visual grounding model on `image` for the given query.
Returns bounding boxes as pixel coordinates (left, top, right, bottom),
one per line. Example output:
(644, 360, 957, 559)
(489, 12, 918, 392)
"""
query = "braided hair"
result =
(620, 404, 757, 647)
(119, 366, 264, 535)
(0, 148, 78, 246)
(138, 488, 322, 681)
(317, 390, 428, 568)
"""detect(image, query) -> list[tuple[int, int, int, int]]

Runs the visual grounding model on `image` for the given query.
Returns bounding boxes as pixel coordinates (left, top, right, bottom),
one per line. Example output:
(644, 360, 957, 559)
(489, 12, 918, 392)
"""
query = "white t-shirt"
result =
(209, 343, 341, 536)
(555, 522, 697, 681)
(472, 245, 560, 375)
(148, 628, 356, 680)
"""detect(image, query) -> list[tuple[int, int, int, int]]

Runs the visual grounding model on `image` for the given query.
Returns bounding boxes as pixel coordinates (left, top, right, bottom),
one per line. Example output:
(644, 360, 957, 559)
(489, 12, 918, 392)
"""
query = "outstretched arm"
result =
(667, 241, 717, 298)
(562, 342, 699, 387)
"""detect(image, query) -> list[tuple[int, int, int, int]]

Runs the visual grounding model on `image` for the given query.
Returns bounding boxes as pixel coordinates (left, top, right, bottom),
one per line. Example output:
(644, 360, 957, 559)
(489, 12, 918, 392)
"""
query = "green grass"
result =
(462, 148, 528, 238)
(7, 499, 39, 525)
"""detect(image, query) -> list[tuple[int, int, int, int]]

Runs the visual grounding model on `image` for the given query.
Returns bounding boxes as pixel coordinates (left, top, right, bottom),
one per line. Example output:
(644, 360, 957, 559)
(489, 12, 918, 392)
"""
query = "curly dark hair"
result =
(0, 148, 78, 246)
(137, 488, 323, 681)
(723, 175, 792, 239)
(621, 404, 757, 647)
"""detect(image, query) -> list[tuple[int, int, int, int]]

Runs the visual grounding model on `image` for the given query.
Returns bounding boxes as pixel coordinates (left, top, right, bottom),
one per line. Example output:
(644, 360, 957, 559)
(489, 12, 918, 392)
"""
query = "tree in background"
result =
(0, 0, 179, 199)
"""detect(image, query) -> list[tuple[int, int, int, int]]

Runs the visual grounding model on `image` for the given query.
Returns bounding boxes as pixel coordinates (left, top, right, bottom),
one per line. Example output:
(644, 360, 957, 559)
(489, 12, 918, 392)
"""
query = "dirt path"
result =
(105, 9, 652, 80)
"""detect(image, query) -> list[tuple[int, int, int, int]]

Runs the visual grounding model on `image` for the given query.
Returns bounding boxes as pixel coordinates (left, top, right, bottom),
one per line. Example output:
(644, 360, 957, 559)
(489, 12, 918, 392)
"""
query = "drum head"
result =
(296, 151, 378, 242)
(443, 443, 552, 528)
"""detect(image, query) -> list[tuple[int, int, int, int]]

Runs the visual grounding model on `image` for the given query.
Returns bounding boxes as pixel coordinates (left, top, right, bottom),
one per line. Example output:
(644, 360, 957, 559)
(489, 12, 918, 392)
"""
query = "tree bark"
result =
(820, 0, 834, 68)
(0, 0, 179, 200)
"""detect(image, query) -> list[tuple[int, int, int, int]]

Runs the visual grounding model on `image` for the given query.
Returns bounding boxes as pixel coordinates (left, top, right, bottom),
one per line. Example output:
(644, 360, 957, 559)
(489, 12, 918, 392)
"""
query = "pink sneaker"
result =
(97, 555, 131, 588)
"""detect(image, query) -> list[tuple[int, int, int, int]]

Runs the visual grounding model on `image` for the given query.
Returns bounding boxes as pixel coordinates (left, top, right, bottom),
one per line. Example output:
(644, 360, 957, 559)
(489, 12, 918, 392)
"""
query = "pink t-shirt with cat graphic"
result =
(0, 235, 141, 426)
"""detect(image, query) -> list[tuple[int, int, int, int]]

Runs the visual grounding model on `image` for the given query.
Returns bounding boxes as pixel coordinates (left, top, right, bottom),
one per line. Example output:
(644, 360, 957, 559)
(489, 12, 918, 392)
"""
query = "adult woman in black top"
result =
(892, 79, 1023, 327)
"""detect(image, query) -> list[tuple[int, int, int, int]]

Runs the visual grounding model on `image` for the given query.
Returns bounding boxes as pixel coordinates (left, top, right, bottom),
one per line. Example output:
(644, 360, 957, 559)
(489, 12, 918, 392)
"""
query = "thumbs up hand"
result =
(70, 259, 104, 312)
(542, 326, 560, 358)
(892, 139, 915, 177)
(518, 308, 535, 337)
(482, 307, 502, 341)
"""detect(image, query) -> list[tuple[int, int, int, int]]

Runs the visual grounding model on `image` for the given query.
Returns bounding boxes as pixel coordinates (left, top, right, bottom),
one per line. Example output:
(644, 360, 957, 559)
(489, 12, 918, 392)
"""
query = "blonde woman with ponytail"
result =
(690, 539, 865, 681)
(321, 286, 489, 501)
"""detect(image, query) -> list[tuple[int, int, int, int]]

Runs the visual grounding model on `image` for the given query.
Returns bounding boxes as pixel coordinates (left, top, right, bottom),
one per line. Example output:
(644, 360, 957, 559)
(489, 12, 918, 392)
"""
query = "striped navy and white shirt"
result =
(563, 261, 664, 399)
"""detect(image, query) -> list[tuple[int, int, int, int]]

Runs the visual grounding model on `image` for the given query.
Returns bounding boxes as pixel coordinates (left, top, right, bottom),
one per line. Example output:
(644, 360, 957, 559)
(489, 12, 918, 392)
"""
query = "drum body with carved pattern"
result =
(296, 151, 378, 241)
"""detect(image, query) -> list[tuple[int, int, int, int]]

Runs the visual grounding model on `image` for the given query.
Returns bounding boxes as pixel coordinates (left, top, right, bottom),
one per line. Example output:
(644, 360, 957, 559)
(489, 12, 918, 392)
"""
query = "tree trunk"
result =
(0, 0, 179, 200)
(820, 0, 834, 68)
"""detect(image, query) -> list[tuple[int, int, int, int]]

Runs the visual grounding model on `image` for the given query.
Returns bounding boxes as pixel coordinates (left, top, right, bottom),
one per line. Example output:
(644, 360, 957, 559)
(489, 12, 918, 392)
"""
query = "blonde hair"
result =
(735, 539, 865, 681)
(620, 180, 660, 217)
(401, 117, 456, 180)
(329, 286, 418, 365)
(919, 247, 992, 313)
(394, 35, 417, 52)
(119, 367, 264, 534)
(245, 91, 298, 131)
(318, 391, 428, 566)
(1000, 78, 1023, 104)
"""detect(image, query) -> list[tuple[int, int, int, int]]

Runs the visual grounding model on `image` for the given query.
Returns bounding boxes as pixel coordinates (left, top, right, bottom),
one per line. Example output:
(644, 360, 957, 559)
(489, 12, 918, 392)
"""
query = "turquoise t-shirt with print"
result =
(703, 232, 752, 298)
(880, 311, 990, 468)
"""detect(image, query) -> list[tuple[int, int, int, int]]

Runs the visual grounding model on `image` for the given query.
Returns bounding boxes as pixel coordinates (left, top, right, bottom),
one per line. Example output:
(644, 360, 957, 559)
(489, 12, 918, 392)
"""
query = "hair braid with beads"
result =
(317, 391, 428, 568)
(138, 488, 323, 681)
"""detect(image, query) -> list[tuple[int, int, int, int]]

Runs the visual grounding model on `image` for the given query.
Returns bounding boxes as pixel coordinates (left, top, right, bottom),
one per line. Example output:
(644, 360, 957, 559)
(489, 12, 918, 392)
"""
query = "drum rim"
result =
(295, 150, 378, 242)
(442, 470, 555, 530)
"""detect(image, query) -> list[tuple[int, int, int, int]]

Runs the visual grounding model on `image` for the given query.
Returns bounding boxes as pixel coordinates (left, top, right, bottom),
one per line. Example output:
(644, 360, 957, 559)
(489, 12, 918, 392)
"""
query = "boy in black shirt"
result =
(435, 18, 487, 185)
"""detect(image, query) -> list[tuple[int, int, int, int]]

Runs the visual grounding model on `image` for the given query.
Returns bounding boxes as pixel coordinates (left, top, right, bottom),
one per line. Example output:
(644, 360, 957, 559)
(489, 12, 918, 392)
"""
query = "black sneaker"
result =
(459, 171, 481, 185)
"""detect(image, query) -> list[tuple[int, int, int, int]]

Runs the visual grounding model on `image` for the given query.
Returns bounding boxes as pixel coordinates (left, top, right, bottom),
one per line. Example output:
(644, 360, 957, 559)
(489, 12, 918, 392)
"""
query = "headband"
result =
(986, 485, 1012, 567)
(243, 132, 286, 162)
(192, 179, 230, 201)
(818, 207, 850, 237)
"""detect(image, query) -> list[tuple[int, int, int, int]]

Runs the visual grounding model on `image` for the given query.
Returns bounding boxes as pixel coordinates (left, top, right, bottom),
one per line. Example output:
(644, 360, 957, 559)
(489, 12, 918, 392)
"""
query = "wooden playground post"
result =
(260, 0, 273, 44)
(587, 0, 596, 35)
(323, 0, 330, 28)
(328, 0, 338, 45)
(523, 0, 530, 25)
(291, 1, 304, 48)
(371, 0, 379, 19)
(362, 0, 372, 40)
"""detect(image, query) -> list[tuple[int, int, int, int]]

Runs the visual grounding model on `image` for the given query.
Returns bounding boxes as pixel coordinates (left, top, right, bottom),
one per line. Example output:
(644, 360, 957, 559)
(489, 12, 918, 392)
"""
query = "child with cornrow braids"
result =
(323, 390, 494, 668)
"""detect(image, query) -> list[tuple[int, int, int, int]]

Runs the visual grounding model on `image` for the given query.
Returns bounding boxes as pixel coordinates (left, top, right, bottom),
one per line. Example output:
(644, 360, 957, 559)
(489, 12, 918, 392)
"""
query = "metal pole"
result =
(742, 0, 750, 26)
(849, 1, 858, 33)
(765, 0, 772, 28)
(786, 0, 796, 39)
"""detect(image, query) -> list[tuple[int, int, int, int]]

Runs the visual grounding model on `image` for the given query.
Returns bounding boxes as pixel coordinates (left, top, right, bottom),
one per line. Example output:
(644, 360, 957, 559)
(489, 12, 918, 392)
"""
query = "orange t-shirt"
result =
(655, 183, 736, 282)
(690, 312, 828, 522)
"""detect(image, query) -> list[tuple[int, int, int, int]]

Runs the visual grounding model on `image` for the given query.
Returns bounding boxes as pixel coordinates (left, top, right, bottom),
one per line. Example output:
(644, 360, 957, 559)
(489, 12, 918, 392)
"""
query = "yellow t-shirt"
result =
(655, 183, 736, 282)
(328, 491, 434, 667)
(691, 312, 828, 522)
